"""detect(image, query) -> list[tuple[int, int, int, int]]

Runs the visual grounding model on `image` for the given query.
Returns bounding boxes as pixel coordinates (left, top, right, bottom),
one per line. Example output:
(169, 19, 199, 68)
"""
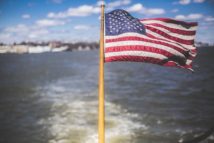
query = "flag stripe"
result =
(143, 23, 196, 35)
(105, 54, 192, 69)
(145, 27, 194, 45)
(105, 36, 188, 55)
(105, 49, 188, 66)
(105, 33, 190, 52)
(146, 30, 196, 49)
(105, 51, 167, 59)
(105, 39, 187, 58)
(105, 45, 180, 58)
(105, 55, 166, 64)
(105, 46, 188, 66)
(141, 18, 197, 26)
(141, 20, 197, 31)
(162, 61, 192, 70)
(106, 55, 192, 69)
(145, 25, 196, 40)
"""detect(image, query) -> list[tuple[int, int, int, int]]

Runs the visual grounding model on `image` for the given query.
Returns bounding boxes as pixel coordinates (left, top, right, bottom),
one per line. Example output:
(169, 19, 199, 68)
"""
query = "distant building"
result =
(0, 46, 10, 53)
(49, 41, 61, 48)
(85, 46, 90, 51)
(15, 45, 28, 54)
(0, 41, 99, 54)
(78, 45, 83, 51)
(28, 46, 51, 53)
(195, 42, 209, 47)
(52, 46, 68, 52)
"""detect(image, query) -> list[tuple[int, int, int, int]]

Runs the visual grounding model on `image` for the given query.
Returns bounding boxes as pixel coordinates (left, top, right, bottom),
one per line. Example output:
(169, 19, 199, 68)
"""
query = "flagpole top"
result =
(98, 0, 105, 6)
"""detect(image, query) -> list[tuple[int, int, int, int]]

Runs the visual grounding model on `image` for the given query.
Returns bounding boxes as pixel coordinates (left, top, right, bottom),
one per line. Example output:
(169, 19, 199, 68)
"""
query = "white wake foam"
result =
(37, 81, 147, 143)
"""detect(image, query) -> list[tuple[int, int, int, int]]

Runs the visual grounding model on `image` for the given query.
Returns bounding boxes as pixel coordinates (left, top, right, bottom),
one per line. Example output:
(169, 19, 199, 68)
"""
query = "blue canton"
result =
(105, 9, 146, 36)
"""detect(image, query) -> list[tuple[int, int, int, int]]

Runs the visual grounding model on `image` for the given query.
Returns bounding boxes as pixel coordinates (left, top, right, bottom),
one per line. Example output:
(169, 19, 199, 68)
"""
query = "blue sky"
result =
(0, 0, 214, 44)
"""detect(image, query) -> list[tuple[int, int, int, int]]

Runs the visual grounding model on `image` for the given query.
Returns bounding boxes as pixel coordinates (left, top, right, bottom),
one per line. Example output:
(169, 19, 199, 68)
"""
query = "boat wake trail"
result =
(36, 80, 147, 143)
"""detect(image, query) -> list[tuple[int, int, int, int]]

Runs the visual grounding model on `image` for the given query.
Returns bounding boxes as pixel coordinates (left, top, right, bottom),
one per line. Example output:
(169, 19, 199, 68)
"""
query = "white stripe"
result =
(105, 32, 189, 52)
(146, 25, 195, 40)
(186, 59, 192, 65)
(105, 50, 167, 59)
(141, 20, 197, 31)
(168, 61, 192, 67)
(146, 29, 195, 50)
(105, 40, 185, 58)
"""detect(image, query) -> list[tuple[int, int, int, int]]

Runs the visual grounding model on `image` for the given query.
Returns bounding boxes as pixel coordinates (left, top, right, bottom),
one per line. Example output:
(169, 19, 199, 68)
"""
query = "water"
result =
(0, 48, 214, 143)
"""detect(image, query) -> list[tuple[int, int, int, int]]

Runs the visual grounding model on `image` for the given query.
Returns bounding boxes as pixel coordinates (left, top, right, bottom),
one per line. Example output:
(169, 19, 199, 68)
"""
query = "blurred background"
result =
(0, 0, 214, 143)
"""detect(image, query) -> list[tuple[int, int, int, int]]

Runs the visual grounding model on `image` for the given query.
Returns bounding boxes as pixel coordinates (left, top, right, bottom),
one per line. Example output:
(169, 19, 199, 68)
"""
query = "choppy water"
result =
(0, 48, 214, 143)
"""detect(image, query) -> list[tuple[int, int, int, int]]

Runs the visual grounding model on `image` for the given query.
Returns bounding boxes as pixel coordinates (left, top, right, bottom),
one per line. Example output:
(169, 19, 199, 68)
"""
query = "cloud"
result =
(122, 0, 131, 5)
(176, 0, 205, 5)
(74, 25, 90, 30)
(127, 3, 143, 12)
(28, 29, 49, 38)
(48, 0, 132, 19)
(175, 15, 187, 20)
(126, 3, 165, 15)
(0, 18, 69, 43)
(179, 0, 191, 5)
(1, 2, 108, 43)
(107, 0, 131, 10)
(205, 16, 214, 22)
(22, 14, 31, 19)
(36, 19, 65, 27)
(175, 13, 203, 20)
(48, 0, 132, 18)
(171, 9, 179, 13)
(0, 24, 50, 43)
(5, 24, 29, 33)
(143, 8, 165, 15)
(67, 5, 99, 16)
(97, 1, 105, 6)
(47, 1, 130, 18)
(193, 0, 205, 3)
(0, 33, 11, 41)
(48, 5, 99, 18)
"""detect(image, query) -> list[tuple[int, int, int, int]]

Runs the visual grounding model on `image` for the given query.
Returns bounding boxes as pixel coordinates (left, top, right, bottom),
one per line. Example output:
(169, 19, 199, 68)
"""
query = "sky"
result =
(0, 0, 214, 44)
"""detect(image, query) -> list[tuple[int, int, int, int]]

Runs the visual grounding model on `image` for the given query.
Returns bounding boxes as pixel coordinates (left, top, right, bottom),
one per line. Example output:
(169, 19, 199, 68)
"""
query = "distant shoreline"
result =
(0, 41, 99, 54)
(1, 41, 214, 54)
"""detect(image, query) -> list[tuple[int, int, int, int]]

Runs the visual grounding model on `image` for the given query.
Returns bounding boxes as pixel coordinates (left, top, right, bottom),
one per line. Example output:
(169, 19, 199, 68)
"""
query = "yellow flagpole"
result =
(98, 2, 105, 143)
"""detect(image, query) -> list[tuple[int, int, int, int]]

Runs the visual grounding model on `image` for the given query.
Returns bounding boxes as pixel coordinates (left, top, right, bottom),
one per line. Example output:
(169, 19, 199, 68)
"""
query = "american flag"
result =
(104, 9, 198, 71)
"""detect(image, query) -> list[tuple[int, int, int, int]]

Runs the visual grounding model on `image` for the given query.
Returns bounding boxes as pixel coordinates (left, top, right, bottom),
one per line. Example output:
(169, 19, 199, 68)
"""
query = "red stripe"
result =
(183, 64, 193, 69)
(143, 24, 196, 35)
(105, 45, 175, 57)
(163, 61, 193, 70)
(191, 49, 197, 53)
(146, 33, 177, 44)
(105, 46, 189, 66)
(145, 26, 194, 45)
(105, 36, 188, 55)
(105, 55, 164, 64)
(105, 55, 193, 70)
(105, 55, 189, 69)
(162, 61, 177, 66)
(163, 61, 189, 66)
(141, 18, 198, 27)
